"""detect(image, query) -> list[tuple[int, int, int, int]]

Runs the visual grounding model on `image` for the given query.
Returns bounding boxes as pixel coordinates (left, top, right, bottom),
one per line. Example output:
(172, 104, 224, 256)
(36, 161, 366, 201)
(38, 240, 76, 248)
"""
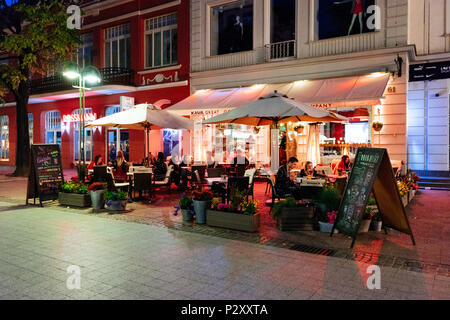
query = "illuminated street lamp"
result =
(63, 62, 101, 182)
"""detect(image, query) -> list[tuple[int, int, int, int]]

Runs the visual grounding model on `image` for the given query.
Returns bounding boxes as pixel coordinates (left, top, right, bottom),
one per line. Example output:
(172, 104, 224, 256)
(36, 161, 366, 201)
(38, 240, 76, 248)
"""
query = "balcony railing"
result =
(265, 40, 296, 61)
(29, 67, 135, 95)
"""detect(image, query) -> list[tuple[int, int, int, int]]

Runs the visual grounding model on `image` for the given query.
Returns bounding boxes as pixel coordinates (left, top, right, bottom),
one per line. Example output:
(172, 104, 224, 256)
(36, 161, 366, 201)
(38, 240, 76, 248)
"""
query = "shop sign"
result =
(120, 96, 134, 110)
(62, 113, 97, 123)
(141, 71, 179, 86)
(409, 61, 450, 82)
(310, 103, 333, 109)
(190, 109, 232, 122)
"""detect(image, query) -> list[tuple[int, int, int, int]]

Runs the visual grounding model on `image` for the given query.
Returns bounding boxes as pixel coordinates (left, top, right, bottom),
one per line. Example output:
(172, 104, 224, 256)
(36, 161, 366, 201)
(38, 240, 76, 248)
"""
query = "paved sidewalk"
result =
(0, 202, 448, 300)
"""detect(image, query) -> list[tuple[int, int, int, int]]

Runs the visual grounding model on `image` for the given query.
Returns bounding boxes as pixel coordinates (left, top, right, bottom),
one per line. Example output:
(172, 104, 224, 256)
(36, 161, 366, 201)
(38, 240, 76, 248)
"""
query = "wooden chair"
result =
(153, 165, 173, 192)
(207, 167, 226, 178)
(105, 172, 130, 194)
(92, 165, 107, 182)
(244, 168, 256, 199)
(133, 173, 153, 200)
(227, 176, 250, 202)
(264, 175, 289, 213)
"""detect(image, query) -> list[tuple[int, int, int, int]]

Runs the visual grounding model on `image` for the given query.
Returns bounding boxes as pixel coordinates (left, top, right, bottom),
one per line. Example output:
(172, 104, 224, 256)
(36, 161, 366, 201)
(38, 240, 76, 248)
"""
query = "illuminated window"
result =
(0, 115, 9, 160)
(28, 113, 33, 145)
(73, 108, 93, 162)
(145, 13, 178, 68)
(45, 111, 61, 145)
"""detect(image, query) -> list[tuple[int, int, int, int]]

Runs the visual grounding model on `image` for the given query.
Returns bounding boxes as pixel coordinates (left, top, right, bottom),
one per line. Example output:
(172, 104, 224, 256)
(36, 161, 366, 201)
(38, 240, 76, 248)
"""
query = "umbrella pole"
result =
(271, 121, 280, 172)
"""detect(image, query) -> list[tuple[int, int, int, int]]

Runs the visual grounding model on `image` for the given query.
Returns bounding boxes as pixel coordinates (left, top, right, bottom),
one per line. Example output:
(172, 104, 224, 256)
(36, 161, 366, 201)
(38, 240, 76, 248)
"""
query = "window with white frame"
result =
(145, 13, 178, 68)
(210, 0, 254, 56)
(45, 111, 61, 145)
(73, 108, 93, 162)
(105, 24, 131, 68)
(28, 113, 33, 145)
(314, 0, 375, 40)
(77, 33, 93, 69)
(0, 115, 9, 160)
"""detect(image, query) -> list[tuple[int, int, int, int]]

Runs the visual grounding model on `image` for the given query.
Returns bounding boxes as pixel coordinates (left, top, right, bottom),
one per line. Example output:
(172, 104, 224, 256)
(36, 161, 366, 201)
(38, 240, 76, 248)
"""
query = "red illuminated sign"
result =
(63, 113, 97, 123)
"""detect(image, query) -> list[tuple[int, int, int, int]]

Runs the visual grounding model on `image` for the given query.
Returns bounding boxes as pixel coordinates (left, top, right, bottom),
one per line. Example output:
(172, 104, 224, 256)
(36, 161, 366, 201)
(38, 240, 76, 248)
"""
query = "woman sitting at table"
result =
(333, 155, 351, 175)
(112, 150, 128, 182)
(300, 161, 318, 178)
(88, 154, 104, 170)
(169, 156, 182, 188)
(275, 157, 301, 199)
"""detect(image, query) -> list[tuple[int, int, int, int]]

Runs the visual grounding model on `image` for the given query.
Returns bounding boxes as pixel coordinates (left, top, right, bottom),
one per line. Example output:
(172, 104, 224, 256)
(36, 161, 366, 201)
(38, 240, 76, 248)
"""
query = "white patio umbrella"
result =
(86, 103, 195, 158)
(202, 92, 347, 170)
(202, 92, 347, 126)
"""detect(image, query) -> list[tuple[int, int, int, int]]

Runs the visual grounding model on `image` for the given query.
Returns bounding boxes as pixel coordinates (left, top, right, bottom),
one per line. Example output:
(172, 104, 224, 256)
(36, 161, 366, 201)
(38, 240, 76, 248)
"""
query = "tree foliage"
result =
(0, 0, 81, 175)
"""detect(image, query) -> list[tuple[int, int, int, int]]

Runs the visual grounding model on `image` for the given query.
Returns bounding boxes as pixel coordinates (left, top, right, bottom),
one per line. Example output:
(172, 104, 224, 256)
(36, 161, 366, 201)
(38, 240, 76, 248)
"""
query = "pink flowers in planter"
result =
(217, 203, 230, 212)
(327, 211, 338, 225)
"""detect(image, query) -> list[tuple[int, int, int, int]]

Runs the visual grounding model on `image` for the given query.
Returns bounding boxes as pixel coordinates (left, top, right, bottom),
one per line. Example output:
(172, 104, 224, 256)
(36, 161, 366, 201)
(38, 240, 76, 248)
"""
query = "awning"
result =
(166, 73, 390, 116)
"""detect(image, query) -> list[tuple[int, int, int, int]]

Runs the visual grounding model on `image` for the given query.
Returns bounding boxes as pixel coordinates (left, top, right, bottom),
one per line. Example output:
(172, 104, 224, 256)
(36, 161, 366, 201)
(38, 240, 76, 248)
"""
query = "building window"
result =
(45, 111, 61, 145)
(73, 108, 93, 162)
(0, 115, 9, 160)
(315, 0, 375, 40)
(105, 106, 129, 162)
(271, 0, 296, 43)
(28, 113, 33, 145)
(210, 0, 254, 56)
(145, 13, 178, 68)
(78, 33, 93, 69)
(105, 24, 131, 68)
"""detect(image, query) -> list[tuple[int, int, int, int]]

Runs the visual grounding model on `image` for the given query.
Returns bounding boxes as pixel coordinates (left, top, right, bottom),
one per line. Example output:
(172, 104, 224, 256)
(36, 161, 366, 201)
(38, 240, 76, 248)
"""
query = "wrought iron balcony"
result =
(29, 67, 135, 95)
(265, 40, 297, 61)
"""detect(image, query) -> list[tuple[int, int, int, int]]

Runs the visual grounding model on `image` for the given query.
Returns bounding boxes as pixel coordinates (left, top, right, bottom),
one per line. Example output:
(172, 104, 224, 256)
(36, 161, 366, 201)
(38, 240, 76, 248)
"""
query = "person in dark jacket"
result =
(153, 152, 167, 180)
(275, 156, 299, 198)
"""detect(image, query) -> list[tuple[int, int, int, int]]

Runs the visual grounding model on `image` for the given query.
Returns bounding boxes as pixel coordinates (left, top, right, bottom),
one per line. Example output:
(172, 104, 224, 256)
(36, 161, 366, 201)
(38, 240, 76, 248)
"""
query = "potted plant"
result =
(294, 124, 304, 134)
(88, 182, 106, 211)
(372, 121, 384, 132)
(179, 196, 194, 222)
(193, 190, 213, 224)
(359, 207, 374, 233)
(318, 210, 339, 233)
(59, 181, 91, 207)
(272, 197, 315, 231)
(206, 191, 260, 232)
(397, 180, 409, 207)
(105, 191, 128, 211)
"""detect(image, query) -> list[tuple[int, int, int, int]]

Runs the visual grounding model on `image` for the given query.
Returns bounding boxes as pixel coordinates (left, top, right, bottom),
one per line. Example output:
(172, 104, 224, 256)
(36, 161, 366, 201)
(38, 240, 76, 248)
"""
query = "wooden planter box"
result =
(401, 194, 409, 207)
(59, 192, 91, 208)
(409, 189, 416, 202)
(277, 206, 315, 231)
(206, 210, 260, 232)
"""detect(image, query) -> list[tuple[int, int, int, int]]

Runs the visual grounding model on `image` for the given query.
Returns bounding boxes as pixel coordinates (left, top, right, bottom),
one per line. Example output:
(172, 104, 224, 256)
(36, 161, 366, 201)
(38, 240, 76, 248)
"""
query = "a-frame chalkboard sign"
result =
(26, 144, 64, 207)
(331, 148, 415, 248)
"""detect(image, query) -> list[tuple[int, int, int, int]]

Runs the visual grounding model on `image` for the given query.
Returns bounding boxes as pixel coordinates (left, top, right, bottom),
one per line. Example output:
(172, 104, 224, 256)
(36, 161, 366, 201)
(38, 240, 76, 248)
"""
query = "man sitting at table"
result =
(275, 157, 300, 198)
(300, 161, 318, 178)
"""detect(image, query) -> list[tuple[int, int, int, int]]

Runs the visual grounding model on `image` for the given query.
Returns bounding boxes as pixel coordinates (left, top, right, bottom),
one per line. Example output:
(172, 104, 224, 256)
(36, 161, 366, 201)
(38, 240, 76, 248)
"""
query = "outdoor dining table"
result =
(205, 177, 228, 186)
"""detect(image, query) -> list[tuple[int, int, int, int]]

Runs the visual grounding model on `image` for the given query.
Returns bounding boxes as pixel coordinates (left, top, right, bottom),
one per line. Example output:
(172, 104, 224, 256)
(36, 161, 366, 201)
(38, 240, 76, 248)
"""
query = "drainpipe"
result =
(424, 80, 429, 171)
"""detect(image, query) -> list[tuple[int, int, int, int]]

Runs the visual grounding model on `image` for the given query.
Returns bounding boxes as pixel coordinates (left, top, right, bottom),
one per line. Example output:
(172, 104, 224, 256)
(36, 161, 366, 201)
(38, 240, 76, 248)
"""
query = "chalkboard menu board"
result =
(26, 144, 64, 206)
(334, 148, 384, 237)
(332, 148, 415, 248)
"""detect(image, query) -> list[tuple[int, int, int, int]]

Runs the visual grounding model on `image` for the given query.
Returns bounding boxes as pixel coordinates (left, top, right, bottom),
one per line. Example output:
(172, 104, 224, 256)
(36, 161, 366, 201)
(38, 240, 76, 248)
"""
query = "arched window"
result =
(45, 111, 61, 145)
(0, 115, 9, 160)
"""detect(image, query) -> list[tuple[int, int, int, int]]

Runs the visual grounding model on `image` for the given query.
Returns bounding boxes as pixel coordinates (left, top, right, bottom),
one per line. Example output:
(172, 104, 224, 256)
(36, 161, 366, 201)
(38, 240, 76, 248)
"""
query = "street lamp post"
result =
(63, 63, 101, 182)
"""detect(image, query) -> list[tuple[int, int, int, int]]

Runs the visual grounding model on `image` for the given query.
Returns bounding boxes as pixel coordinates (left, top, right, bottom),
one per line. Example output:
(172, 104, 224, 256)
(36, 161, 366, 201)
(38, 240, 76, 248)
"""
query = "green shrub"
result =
(272, 197, 297, 219)
(106, 191, 128, 201)
(179, 197, 193, 209)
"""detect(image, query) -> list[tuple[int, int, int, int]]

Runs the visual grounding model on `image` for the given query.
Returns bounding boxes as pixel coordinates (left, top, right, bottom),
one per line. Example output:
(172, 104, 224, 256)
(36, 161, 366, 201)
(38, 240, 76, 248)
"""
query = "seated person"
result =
(153, 152, 168, 180)
(88, 154, 104, 170)
(179, 155, 192, 188)
(275, 157, 301, 199)
(112, 150, 128, 182)
(169, 156, 182, 187)
(300, 161, 318, 178)
(232, 149, 249, 168)
(141, 152, 156, 167)
(333, 155, 351, 175)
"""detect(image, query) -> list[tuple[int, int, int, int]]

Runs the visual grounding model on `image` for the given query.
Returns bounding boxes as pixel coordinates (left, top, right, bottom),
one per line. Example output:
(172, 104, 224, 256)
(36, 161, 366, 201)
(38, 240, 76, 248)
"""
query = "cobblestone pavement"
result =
(0, 201, 449, 300)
